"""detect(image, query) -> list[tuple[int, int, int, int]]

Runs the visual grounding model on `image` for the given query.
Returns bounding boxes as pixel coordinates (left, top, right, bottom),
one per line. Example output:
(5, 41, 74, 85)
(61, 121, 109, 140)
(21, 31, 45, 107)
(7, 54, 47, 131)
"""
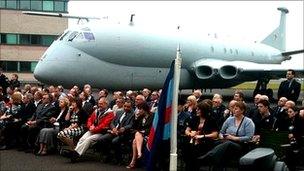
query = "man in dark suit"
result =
(20, 93, 56, 152)
(0, 68, 9, 96)
(272, 97, 288, 121)
(79, 92, 93, 117)
(278, 69, 301, 103)
(97, 100, 134, 163)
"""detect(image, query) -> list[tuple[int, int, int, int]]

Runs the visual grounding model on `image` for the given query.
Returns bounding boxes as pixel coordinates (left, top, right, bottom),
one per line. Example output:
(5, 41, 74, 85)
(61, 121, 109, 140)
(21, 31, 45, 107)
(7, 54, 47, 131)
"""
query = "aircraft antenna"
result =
(129, 14, 135, 26)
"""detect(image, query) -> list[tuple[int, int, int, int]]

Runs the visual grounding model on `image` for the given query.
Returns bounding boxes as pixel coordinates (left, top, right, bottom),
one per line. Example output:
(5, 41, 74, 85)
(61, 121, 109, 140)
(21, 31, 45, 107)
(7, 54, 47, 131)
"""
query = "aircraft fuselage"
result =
(34, 21, 286, 90)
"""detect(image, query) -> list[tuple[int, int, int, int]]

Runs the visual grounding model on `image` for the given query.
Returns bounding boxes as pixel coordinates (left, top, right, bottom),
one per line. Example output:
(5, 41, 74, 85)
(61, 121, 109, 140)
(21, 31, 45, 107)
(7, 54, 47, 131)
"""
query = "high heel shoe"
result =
(40, 149, 47, 156)
(126, 163, 136, 169)
(137, 153, 142, 159)
(35, 149, 42, 155)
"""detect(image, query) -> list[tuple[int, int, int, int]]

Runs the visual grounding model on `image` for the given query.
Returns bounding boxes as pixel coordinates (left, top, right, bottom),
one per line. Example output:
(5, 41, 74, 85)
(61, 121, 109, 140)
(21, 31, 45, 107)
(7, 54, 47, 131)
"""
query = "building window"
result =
(20, 34, 31, 44)
(0, 0, 68, 12)
(0, 34, 5, 43)
(224, 48, 227, 53)
(41, 35, 54, 45)
(43, 0, 53, 11)
(20, 0, 31, 10)
(6, 34, 18, 44)
(1, 33, 57, 46)
(54, 0, 64, 12)
(235, 49, 239, 55)
(19, 61, 31, 72)
(31, 62, 37, 72)
(64, 1, 68, 12)
(0, 0, 6, 8)
(6, 0, 17, 9)
(31, 0, 42, 11)
(31, 35, 41, 45)
(6, 61, 18, 72)
(0, 61, 38, 73)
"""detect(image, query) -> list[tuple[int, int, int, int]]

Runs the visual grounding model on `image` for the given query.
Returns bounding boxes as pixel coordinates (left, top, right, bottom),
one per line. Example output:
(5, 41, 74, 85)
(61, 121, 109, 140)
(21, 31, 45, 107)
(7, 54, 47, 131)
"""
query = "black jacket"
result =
(0, 74, 9, 93)
(278, 79, 301, 102)
(110, 110, 134, 133)
(30, 103, 56, 128)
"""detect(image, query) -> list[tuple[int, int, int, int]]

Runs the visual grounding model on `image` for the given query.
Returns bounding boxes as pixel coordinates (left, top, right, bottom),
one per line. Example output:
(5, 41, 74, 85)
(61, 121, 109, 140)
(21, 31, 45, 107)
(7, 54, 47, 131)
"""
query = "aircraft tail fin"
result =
(261, 7, 289, 52)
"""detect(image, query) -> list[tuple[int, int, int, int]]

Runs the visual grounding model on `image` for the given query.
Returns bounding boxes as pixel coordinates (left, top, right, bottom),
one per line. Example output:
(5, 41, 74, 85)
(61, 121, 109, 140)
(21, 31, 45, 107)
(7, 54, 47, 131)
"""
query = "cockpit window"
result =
(76, 33, 84, 40)
(63, 31, 95, 42)
(58, 31, 70, 41)
(83, 32, 95, 41)
(68, 31, 79, 41)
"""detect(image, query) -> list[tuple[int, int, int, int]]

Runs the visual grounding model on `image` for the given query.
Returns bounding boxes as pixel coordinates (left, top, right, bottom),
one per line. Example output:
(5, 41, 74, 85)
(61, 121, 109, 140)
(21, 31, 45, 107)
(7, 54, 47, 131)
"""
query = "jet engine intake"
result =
(195, 65, 215, 79)
(219, 65, 238, 79)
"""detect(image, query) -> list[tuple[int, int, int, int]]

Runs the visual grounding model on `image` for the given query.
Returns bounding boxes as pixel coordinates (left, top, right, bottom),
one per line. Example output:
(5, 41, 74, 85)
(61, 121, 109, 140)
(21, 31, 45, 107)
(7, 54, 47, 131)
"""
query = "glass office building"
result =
(0, 0, 68, 83)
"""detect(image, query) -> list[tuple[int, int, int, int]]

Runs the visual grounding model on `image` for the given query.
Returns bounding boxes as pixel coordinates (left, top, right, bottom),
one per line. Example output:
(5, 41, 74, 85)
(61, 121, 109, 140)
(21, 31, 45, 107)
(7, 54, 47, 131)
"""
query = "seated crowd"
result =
(0, 83, 303, 171)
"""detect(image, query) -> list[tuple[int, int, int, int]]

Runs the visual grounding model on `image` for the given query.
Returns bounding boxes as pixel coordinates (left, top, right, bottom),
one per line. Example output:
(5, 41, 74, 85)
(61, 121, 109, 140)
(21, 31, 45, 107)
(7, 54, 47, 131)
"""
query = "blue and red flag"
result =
(146, 61, 174, 170)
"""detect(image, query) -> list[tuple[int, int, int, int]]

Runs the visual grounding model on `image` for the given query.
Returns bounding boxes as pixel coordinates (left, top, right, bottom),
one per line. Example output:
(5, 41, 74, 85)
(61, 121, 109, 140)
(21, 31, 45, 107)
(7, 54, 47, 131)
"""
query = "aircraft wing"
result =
(22, 11, 101, 21)
(281, 49, 304, 56)
(191, 59, 304, 81)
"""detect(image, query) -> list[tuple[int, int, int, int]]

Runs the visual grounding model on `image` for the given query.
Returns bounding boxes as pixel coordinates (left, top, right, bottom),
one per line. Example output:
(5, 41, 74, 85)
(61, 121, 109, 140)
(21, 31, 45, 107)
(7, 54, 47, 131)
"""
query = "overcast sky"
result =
(68, 1, 303, 69)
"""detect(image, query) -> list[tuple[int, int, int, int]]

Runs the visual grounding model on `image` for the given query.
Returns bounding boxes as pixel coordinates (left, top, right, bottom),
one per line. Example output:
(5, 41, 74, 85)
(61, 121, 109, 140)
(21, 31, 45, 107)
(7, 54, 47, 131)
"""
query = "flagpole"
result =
(170, 44, 182, 171)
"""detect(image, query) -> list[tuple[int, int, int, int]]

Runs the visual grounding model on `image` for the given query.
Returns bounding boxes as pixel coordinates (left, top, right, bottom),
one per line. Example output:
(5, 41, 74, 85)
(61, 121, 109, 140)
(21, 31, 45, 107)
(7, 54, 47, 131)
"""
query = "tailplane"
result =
(261, 7, 289, 52)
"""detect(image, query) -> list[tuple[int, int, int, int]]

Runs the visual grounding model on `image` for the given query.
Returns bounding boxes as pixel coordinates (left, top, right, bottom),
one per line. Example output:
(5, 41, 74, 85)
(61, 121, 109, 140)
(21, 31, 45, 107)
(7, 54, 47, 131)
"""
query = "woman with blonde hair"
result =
(0, 92, 24, 150)
(184, 95, 197, 113)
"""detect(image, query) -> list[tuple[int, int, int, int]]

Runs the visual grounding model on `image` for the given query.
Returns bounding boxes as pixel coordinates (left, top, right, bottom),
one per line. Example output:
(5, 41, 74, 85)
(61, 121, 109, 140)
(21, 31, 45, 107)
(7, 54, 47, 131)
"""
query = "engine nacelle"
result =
(219, 65, 238, 79)
(195, 65, 217, 79)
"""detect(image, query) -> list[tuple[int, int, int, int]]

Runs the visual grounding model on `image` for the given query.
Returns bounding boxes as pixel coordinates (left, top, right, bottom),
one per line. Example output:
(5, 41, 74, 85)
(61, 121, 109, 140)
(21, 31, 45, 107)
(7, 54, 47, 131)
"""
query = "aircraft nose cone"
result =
(33, 61, 43, 81)
(34, 60, 55, 84)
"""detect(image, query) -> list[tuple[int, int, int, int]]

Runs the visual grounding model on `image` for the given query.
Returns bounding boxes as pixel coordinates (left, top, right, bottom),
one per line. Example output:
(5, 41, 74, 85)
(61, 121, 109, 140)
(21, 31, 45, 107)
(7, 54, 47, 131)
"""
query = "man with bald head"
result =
(246, 94, 262, 118)
(272, 97, 288, 119)
(70, 97, 114, 162)
(211, 94, 226, 129)
(284, 100, 296, 110)
(273, 98, 294, 131)
(134, 95, 146, 117)
(193, 89, 203, 102)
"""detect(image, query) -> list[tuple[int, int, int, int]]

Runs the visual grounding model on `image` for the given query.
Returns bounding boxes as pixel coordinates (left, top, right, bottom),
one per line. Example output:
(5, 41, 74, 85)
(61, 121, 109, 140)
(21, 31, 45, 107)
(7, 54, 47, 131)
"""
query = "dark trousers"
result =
(183, 139, 216, 171)
(97, 133, 130, 162)
(0, 121, 23, 148)
(204, 140, 247, 171)
(282, 143, 304, 171)
(20, 124, 40, 149)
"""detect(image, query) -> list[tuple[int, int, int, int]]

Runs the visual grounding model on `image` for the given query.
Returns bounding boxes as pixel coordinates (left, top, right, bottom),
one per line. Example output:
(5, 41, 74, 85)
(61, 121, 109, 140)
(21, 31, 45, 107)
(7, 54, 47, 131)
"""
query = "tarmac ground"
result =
(0, 148, 144, 171)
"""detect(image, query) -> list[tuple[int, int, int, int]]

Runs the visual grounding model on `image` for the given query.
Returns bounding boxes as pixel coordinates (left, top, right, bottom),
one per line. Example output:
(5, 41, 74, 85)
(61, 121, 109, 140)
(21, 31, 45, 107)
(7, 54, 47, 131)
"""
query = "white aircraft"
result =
(28, 7, 303, 90)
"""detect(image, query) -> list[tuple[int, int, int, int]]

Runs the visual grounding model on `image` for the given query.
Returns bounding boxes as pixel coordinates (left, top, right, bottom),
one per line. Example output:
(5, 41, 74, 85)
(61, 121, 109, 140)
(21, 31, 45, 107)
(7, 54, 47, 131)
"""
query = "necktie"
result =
(277, 107, 281, 115)
(288, 80, 292, 88)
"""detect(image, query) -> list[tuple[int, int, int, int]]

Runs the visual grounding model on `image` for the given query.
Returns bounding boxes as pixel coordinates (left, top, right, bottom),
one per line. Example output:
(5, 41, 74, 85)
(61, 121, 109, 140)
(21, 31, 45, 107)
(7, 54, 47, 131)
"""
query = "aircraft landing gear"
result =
(253, 78, 274, 102)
